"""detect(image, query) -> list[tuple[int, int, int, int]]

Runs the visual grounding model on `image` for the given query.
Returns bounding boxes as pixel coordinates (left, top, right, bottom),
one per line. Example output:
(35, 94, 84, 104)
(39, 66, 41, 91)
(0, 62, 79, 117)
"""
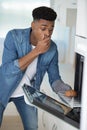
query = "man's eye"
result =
(49, 29, 53, 32)
(41, 28, 46, 31)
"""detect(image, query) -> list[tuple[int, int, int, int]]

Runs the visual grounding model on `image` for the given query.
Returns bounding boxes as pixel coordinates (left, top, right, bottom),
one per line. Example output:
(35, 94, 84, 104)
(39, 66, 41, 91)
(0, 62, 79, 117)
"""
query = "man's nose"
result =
(45, 30, 51, 37)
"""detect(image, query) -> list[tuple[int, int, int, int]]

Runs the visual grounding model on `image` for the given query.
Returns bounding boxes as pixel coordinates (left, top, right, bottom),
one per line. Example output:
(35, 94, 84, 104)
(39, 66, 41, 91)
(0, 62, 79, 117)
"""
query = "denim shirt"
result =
(0, 28, 61, 107)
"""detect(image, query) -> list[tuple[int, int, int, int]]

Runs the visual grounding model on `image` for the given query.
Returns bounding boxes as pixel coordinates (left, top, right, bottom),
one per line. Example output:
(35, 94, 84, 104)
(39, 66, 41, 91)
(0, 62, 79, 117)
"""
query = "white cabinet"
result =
(38, 109, 58, 130)
(38, 108, 79, 130)
(76, 0, 87, 38)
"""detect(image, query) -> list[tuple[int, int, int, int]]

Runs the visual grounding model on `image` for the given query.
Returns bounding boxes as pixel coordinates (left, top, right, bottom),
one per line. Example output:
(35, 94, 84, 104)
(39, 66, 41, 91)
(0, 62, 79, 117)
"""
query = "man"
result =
(0, 6, 74, 130)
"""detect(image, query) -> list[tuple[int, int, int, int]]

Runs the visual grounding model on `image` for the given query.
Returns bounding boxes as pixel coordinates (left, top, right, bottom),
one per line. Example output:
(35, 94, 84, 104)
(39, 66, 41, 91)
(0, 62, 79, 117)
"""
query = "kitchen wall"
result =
(51, 0, 77, 65)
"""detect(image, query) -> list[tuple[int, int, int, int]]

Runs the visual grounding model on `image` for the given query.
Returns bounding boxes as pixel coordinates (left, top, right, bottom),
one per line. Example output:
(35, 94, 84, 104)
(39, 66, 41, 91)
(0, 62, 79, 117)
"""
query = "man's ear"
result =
(31, 21, 35, 30)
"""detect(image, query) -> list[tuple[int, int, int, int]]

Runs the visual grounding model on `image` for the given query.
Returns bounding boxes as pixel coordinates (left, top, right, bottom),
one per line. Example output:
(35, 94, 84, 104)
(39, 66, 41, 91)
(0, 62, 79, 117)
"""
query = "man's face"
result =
(31, 19, 54, 44)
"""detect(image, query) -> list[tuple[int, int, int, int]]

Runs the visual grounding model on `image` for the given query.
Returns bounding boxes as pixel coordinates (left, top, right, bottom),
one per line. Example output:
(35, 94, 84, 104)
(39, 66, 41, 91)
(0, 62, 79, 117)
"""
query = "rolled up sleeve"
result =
(52, 79, 72, 93)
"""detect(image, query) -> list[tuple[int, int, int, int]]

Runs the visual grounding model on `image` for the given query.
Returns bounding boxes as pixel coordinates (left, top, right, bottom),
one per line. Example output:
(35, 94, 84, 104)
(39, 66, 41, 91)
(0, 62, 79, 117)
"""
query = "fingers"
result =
(65, 90, 77, 97)
(36, 38, 51, 54)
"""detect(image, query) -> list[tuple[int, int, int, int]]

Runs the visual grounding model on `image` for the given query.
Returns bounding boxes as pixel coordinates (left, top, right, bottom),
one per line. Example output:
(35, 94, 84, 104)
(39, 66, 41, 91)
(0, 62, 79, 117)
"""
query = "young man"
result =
(0, 6, 73, 130)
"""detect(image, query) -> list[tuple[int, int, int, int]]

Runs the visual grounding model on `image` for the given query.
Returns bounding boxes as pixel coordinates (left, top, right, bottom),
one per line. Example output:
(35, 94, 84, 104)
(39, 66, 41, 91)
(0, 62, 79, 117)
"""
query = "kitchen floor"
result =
(0, 116, 23, 130)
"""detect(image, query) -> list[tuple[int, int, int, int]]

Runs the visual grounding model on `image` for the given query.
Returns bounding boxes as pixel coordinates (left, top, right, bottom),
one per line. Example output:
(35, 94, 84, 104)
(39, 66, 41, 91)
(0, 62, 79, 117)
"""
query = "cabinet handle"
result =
(42, 111, 45, 127)
(52, 124, 57, 130)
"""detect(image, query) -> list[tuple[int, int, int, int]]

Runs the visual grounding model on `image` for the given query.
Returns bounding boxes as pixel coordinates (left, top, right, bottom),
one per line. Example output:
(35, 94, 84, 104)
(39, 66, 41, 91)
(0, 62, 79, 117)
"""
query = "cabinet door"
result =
(76, 0, 87, 37)
(55, 117, 79, 130)
(38, 109, 79, 130)
(38, 109, 45, 130)
(41, 111, 58, 130)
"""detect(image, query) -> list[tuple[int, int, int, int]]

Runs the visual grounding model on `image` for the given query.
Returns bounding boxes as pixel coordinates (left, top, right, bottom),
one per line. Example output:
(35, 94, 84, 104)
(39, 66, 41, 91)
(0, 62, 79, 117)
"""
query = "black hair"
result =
(32, 6, 57, 21)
